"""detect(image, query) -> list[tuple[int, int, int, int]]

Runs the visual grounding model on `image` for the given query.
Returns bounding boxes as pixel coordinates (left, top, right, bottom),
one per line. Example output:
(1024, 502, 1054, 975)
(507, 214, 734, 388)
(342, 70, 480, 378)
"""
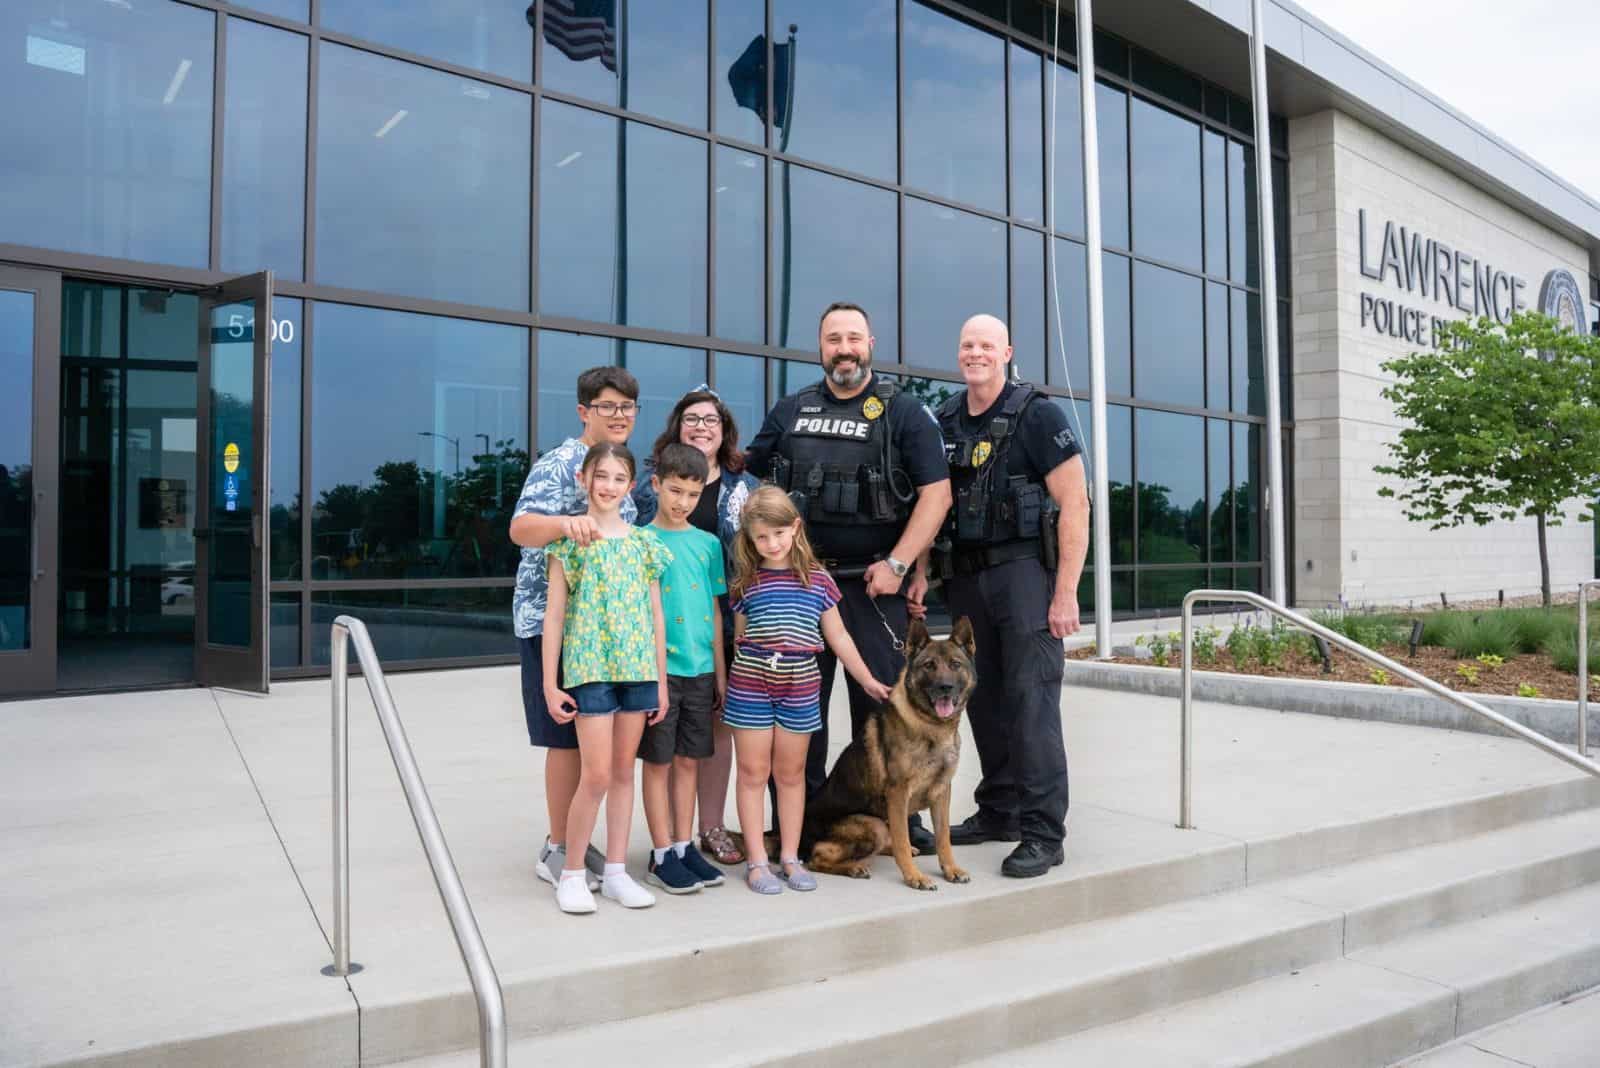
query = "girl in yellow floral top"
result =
(543, 443, 672, 915)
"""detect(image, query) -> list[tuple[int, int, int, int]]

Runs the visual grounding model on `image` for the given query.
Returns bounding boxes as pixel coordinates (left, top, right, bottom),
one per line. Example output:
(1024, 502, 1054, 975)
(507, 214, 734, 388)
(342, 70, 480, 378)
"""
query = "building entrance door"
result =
(193, 272, 273, 692)
(0, 267, 60, 695)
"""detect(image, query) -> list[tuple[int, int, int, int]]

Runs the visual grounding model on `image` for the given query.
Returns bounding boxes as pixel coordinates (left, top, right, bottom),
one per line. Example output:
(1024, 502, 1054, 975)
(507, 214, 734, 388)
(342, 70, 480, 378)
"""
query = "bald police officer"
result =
(745, 302, 953, 850)
(936, 314, 1089, 878)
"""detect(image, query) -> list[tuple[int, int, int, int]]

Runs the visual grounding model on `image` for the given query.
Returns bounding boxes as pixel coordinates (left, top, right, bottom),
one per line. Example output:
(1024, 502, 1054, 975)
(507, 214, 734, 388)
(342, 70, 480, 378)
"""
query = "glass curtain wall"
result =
(0, 0, 1293, 673)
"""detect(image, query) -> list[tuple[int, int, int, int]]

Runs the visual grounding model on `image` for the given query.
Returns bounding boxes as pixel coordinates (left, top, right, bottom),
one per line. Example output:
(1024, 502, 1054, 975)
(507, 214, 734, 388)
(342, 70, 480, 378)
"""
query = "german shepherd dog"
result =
(799, 617, 978, 890)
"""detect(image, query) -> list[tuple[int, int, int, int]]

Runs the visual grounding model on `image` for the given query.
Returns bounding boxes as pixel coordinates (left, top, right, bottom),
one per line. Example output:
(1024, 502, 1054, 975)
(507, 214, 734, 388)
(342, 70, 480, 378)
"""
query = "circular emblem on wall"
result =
(1538, 268, 1587, 334)
(861, 396, 884, 420)
(972, 440, 992, 467)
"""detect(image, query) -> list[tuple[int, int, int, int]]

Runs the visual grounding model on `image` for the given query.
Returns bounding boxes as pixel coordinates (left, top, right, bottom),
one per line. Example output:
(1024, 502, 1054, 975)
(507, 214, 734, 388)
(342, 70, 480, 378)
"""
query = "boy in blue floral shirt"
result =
(509, 366, 640, 890)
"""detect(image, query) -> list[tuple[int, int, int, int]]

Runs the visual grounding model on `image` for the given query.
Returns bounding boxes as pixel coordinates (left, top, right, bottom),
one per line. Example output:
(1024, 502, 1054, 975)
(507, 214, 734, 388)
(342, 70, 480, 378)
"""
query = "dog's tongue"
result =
(935, 697, 956, 719)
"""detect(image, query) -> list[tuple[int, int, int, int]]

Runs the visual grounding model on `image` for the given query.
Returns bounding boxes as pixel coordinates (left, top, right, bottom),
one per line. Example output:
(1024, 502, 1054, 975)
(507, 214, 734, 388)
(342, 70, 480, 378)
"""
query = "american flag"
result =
(543, 0, 617, 73)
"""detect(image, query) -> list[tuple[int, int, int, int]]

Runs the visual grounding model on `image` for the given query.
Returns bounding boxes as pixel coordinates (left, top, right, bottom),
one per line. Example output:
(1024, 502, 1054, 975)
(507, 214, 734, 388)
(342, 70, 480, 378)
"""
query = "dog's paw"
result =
(844, 864, 872, 879)
(942, 865, 971, 884)
(904, 873, 938, 891)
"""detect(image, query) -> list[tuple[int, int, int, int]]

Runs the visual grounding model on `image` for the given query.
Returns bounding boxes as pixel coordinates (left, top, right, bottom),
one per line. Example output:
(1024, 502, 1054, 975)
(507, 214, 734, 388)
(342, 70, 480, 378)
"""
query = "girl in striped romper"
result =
(725, 487, 892, 894)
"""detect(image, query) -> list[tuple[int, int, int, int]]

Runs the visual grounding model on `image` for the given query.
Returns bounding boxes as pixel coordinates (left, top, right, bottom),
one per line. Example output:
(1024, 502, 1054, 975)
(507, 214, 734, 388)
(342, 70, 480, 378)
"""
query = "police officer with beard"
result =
(745, 302, 952, 851)
(936, 314, 1089, 878)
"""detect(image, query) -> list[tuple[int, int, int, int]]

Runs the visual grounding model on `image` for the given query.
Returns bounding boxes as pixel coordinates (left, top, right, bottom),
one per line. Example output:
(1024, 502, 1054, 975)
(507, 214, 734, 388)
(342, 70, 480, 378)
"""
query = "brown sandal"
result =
(699, 825, 745, 866)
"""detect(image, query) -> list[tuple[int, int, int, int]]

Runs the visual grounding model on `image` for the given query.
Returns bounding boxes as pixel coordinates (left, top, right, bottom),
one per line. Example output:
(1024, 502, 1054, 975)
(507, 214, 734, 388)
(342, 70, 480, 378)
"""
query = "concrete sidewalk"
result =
(2, 669, 1594, 1066)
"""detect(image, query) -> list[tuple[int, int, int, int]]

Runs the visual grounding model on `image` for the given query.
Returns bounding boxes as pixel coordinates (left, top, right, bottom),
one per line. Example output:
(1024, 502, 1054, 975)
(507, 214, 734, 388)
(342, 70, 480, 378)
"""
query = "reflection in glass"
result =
(0, 291, 33, 650)
(1140, 567, 1207, 614)
(1133, 262, 1203, 408)
(771, 0, 897, 182)
(1228, 139, 1259, 286)
(539, 101, 707, 334)
(269, 298, 303, 581)
(715, 147, 764, 345)
(1202, 131, 1226, 277)
(542, 0, 706, 128)
(312, 305, 528, 581)
(775, 358, 824, 398)
(1106, 403, 1133, 565)
(1050, 238, 1085, 392)
(714, 0, 766, 144)
(0, 1, 214, 267)
(1273, 157, 1291, 296)
(1009, 44, 1044, 225)
(316, 44, 530, 309)
(1130, 98, 1201, 271)
(713, 353, 766, 458)
(311, 588, 514, 664)
(1136, 410, 1204, 566)
(1205, 282, 1228, 410)
(904, 199, 1006, 367)
(772, 163, 897, 358)
(1011, 229, 1046, 385)
(1096, 82, 1129, 250)
(1230, 288, 1264, 415)
(1207, 418, 1231, 562)
(1103, 252, 1132, 398)
(62, 282, 122, 361)
(236, 1, 307, 21)
(1045, 60, 1084, 236)
(321, 0, 531, 81)
(535, 332, 704, 455)
(1078, 568, 1134, 617)
(903, 1, 1005, 213)
(1234, 421, 1261, 562)
(223, 18, 307, 281)
(271, 592, 299, 668)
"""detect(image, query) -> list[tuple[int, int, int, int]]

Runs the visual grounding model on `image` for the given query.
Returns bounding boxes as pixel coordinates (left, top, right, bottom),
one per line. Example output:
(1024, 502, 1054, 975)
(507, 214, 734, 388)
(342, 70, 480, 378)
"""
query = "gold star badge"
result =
(973, 440, 993, 466)
(862, 396, 884, 420)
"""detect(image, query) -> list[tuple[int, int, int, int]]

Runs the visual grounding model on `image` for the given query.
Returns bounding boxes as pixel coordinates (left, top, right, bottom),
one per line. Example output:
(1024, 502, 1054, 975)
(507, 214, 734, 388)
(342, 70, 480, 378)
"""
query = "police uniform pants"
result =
(944, 556, 1069, 843)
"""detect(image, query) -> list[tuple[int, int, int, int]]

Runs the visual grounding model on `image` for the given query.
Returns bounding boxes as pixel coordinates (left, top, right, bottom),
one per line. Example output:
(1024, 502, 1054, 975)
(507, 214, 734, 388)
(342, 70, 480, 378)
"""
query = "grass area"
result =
(1311, 605, 1598, 675)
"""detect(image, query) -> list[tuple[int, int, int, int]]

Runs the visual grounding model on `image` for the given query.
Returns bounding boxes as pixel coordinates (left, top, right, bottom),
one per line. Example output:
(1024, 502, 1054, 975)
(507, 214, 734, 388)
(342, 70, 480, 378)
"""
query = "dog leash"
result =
(831, 561, 907, 653)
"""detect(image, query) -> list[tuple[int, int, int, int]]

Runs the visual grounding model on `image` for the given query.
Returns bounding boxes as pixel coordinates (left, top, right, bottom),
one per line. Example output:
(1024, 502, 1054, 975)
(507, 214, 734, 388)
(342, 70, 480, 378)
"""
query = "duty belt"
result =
(950, 539, 1047, 576)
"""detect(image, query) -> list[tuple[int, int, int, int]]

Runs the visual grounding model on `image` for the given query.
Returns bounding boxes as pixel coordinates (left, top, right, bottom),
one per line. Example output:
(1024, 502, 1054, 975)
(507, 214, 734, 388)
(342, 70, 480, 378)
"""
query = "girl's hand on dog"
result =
(861, 677, 893, 703)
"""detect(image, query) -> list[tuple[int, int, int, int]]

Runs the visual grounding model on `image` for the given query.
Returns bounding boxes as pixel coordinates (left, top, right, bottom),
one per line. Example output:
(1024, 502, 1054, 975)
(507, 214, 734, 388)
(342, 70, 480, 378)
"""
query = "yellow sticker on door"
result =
(223, 442, 240, 473)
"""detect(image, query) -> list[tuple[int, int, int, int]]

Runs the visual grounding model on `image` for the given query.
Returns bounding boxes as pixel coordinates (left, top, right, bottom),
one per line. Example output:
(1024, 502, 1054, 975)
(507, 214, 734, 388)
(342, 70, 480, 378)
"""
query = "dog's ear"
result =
(906, 618, 931, 656)
(950, 616, 977, 658)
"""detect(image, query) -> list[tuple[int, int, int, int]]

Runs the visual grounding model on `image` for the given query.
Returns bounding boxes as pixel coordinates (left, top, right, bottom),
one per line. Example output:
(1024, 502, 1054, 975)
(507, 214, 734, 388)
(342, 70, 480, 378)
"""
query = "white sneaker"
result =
(555, 873, 597, 914)
(537, 838, 600, 891)
(601, 871, 656, 909)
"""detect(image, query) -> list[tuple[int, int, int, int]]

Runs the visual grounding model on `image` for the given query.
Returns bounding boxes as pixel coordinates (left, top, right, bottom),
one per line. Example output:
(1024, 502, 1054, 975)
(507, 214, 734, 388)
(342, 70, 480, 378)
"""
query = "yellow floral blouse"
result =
(547, 528, 672, 686)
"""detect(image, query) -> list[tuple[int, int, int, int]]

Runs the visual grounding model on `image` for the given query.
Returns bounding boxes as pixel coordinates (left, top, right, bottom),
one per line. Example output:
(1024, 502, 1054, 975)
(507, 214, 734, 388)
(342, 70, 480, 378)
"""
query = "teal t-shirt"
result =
(651, 523, 726, 678)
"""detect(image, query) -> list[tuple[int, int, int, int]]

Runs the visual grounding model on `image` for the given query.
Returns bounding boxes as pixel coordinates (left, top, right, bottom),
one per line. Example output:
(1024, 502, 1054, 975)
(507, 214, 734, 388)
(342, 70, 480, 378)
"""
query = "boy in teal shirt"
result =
(640, 444, 729, 893)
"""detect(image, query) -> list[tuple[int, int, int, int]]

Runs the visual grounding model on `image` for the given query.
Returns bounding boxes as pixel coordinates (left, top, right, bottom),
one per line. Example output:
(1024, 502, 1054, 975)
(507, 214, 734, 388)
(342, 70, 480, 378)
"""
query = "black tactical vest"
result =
(937, 383, 1053, 546)
(769, 377, 908, 526)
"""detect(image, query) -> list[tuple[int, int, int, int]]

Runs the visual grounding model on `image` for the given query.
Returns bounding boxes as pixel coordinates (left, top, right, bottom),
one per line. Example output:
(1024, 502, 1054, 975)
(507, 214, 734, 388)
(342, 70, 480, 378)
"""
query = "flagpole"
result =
(777, 25, 797, 351)
(1249, 0, 1287, 604)
(1074, 1, 1114, 658)
(614, 0, 629, 361)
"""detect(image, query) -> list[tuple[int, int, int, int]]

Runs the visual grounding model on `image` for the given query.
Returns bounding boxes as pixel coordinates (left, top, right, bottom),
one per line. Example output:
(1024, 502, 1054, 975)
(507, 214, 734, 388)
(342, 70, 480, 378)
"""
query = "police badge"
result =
(862, 395, 885, 420)
(972, 440, 992, 466)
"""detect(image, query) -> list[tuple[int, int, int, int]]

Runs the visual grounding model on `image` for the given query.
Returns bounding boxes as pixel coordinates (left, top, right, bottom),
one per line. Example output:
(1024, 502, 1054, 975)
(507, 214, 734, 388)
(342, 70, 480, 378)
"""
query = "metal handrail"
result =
(1580, 581, 1599, 758)
(1179, 590, 1600, 830)
(326, 616, 506, 1068)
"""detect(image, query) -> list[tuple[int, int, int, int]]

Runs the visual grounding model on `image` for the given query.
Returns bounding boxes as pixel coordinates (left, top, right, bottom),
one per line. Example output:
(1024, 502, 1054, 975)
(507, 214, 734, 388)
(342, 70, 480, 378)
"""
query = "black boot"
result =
(949, 813, 1022, 846)
(1001, 840, 1065, 878)
(907, 814, 935, 855)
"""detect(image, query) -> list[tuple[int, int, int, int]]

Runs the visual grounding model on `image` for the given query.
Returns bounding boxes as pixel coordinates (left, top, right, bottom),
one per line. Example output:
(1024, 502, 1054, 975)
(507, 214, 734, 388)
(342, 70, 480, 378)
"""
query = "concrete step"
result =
(1264, 806, 1600, 951)
(398, 887, 1346, 1067)
(1395, 984, 1600, 1067)
(982, 883, 1600, 1068)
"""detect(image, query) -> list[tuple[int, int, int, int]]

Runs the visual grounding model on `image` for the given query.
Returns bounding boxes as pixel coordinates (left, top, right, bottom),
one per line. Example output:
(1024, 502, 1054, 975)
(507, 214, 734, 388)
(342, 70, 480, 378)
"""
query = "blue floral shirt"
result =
(512, 437, 638, 638)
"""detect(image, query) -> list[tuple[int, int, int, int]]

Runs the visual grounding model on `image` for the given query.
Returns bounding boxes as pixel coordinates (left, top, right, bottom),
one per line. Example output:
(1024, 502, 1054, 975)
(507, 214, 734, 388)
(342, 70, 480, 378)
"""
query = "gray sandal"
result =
(779, 858, 817, 891)
(746, 862, 783, 895)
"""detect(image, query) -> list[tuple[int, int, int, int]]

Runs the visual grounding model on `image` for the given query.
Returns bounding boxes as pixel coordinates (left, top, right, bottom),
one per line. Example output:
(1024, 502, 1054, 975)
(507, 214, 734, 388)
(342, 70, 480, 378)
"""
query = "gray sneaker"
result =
(582, 842, 607, 880)
(537, 837, 600, 891)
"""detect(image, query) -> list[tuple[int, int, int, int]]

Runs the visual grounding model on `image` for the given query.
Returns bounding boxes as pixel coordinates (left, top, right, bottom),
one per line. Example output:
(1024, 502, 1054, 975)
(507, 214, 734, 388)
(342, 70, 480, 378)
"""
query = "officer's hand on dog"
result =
(544, 685, 578, 723)
(559, 514, 601, 547)
(1049, 595, 1082, 639)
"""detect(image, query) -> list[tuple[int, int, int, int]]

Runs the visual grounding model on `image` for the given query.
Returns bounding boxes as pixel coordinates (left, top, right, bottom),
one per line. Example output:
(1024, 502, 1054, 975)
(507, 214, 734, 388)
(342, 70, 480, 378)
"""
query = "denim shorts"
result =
(570, 680, 659, 717)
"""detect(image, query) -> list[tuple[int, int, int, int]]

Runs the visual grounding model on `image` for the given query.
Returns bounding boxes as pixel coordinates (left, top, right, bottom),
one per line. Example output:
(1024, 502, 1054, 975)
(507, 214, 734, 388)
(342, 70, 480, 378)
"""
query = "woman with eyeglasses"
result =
(633, 388, 760, 866)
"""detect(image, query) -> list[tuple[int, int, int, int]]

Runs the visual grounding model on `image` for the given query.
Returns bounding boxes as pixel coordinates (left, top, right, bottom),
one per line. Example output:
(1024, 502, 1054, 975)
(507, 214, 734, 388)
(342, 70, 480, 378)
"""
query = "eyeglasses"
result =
(584, 401, 639, 417)
(681, 413, 722, 428)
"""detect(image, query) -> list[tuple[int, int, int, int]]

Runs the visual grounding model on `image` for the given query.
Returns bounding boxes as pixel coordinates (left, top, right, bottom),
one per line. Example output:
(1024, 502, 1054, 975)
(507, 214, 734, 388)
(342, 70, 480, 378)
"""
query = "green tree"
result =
(1374, 313, 1600, 606)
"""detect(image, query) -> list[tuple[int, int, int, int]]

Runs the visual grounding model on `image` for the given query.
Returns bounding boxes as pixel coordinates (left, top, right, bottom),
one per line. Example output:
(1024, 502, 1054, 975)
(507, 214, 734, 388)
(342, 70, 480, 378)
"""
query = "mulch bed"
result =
(1067, 642, 1588, 702)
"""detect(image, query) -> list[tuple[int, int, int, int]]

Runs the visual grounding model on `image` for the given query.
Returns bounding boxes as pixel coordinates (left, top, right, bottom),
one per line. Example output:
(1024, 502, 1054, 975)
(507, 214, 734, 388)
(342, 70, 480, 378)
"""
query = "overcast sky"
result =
(1292, 1, 1600, 201)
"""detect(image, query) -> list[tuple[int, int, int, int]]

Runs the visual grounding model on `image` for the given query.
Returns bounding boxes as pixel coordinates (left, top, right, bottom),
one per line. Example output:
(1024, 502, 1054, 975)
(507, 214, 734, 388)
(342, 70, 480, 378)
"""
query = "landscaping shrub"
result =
(1309, 611, 1404, 650)
(1435, 613, 1518, 658)
(1504, 608, 1563, 655)
(1543, 627, 1600, 675)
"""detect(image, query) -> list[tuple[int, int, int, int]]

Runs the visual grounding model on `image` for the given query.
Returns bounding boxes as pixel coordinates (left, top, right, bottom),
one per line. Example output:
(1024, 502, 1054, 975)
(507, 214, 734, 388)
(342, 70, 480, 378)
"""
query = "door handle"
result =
(32, 491, 42, 581)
